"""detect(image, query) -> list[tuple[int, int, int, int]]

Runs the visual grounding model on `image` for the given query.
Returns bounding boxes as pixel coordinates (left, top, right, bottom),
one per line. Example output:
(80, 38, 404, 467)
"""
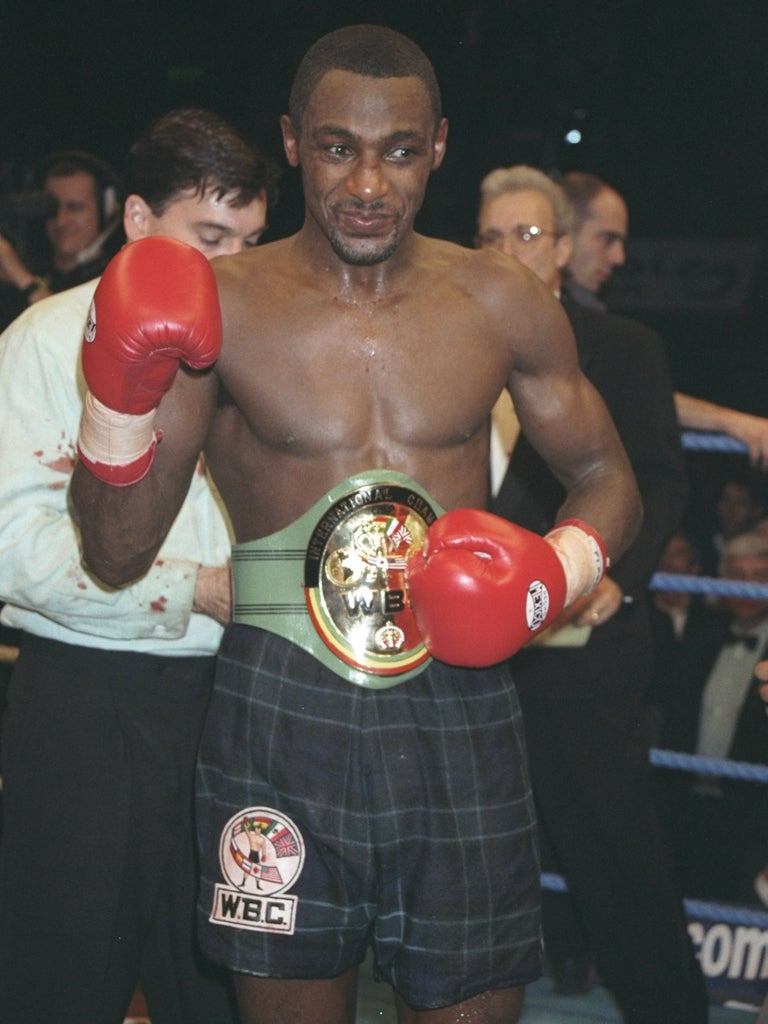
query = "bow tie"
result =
(724, 632, 759, 651)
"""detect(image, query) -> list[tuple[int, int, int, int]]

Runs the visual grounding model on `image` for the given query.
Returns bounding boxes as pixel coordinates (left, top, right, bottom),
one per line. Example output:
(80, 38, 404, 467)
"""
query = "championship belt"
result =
(231, 471, 444, 688)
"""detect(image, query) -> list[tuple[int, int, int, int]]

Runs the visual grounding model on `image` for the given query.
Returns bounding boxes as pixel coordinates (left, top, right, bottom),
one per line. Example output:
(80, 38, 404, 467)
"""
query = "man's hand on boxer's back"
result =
(405, 509, 607, 666)
(77, 236, 222, 486)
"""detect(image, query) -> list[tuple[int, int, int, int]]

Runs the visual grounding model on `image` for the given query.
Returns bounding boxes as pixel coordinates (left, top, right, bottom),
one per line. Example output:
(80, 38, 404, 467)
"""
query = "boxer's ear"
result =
(431, 118, 449, 171)
(281, 115, 300, 168)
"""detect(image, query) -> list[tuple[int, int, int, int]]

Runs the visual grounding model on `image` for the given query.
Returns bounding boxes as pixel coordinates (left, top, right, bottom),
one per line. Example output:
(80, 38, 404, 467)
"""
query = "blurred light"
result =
(564, 129, 582, 145)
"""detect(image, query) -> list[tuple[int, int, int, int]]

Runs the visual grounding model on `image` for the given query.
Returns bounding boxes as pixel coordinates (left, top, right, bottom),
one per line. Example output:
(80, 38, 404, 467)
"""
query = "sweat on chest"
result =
(218, 292, 502, 450)
(215, 350, 488, 458)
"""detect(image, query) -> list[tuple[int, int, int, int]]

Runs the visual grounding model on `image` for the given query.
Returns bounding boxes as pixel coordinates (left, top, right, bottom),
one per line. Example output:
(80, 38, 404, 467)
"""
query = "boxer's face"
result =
(282, 70, 447, 266)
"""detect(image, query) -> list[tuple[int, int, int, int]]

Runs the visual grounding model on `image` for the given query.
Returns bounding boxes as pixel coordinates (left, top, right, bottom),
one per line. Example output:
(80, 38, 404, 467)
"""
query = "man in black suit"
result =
(649, 530, 728, 745)
(560, 170, 768, 470)
(648, 532, 726, 717)
(654, 529, 768, 906)
(476, 165, 708, 1023)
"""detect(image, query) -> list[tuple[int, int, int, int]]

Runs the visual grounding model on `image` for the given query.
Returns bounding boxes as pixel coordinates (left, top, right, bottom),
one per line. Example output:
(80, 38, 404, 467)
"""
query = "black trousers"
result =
(0, 634, 237, 1024)
(512, 605, 709, 1024)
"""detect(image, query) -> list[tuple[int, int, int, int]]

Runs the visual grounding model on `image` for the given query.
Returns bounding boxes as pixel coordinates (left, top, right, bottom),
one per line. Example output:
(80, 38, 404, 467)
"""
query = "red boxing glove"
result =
(405, 509, 568, 667)
(77, 236, 222, 485)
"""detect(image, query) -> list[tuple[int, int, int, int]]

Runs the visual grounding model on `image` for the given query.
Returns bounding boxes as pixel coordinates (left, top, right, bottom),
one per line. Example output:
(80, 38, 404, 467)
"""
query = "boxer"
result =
(72, 25, 641, 1024)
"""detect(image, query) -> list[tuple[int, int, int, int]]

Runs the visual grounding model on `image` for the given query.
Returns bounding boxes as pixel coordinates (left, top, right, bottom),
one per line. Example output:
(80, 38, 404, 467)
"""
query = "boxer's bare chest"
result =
(218, 269, 509, 458)
(207, 250, 516, 535)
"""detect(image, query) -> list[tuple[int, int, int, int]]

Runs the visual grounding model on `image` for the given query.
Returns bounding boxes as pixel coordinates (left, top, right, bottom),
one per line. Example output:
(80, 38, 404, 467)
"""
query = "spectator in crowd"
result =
(654, 530, 768, 907)
(561, 170, 768, 469)
(704, 475, 766, 574)
(648, 528, 728, 745)
(0, 152, 129, 784)
(478, 164, 707, 1022)
(651, 530, 706, 639)
(558, 170, 627, 309)
(0, 107, 279, 1024)
(0, 150, 126, 328)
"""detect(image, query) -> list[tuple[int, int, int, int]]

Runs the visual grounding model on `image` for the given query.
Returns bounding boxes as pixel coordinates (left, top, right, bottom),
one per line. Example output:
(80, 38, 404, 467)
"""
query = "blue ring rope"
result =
(681, 431, 749, 454)
(541, 430, 768, 950)
(541, 873, 768, 928)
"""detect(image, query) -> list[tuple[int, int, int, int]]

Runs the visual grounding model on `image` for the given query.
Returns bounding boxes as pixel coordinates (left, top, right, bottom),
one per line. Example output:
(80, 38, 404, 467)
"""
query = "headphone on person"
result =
(39, 149, 124, 263)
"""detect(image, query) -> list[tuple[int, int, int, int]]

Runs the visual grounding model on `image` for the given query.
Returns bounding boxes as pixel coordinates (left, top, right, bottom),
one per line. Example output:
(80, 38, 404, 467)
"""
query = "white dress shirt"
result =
(0, 281, 232, 656)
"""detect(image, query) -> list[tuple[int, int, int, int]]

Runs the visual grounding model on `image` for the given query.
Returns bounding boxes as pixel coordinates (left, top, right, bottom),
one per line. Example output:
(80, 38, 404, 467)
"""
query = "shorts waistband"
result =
(232, 470, 443, 689)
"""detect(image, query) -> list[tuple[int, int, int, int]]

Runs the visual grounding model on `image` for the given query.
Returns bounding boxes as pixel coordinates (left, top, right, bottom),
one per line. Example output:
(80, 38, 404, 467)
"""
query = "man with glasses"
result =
(476, 164, 708, 1023)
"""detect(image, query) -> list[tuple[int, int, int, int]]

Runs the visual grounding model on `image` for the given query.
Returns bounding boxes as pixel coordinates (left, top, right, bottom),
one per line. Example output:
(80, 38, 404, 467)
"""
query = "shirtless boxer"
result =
(71, 25, 641, 1024)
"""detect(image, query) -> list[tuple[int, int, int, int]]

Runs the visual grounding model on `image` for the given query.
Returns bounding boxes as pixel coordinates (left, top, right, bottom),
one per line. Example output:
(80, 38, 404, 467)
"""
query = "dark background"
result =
(2, 0, 768, 416)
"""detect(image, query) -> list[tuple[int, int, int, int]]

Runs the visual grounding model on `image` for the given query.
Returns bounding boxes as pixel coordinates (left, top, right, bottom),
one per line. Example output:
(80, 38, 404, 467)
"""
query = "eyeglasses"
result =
(475, 224, 558, 249)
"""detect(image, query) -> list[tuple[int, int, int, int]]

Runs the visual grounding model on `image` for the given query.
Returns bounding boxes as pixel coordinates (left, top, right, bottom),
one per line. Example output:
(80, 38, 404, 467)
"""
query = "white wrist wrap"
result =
(544, 519, 608, 606)
(78, 391, 157, 467)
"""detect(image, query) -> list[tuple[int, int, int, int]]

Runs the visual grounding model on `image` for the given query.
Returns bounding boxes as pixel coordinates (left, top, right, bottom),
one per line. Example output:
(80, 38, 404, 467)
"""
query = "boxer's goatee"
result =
(327, 228, 400, 266)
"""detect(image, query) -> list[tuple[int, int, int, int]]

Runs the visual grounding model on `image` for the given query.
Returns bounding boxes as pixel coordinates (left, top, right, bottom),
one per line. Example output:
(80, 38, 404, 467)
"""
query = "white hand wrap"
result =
(77, 391, 158, 485)
(78, 391, 157, 467)
(544, 518, 609, 606)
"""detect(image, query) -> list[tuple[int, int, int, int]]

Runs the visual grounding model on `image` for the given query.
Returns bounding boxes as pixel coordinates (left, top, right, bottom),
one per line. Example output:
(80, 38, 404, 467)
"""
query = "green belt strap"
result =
(232, 470, 444, 689)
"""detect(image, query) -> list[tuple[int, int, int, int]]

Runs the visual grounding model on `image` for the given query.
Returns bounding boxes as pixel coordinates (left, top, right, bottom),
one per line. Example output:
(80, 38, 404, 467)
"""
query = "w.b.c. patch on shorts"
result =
(209, 806, 305, 936)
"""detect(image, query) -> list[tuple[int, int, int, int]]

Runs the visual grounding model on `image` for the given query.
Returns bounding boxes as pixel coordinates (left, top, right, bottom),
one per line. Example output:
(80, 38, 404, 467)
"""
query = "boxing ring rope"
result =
(649, 747, 768, 785)
(680, 430, 751, 455)
(650, 574, 768, 600)
(541, 873, 768, 930)
(542, 430, 768, 1008)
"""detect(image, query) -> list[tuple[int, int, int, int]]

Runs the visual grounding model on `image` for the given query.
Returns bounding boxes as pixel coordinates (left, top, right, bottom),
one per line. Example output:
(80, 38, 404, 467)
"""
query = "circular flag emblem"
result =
(219, 807, 305, 896)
